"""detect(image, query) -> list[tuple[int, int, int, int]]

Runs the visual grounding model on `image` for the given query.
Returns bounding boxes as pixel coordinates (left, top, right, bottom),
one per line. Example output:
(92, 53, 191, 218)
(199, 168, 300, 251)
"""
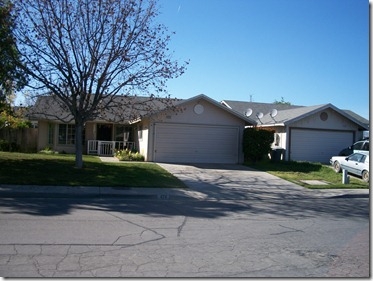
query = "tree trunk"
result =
(75, 119, 84, 169)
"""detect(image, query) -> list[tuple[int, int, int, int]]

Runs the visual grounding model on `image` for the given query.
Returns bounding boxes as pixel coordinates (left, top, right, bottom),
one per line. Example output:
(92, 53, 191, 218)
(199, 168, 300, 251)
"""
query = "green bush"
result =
(0, 139, 20, 152)
(243, 127, 274, 163)
(115, 148, 145, 161)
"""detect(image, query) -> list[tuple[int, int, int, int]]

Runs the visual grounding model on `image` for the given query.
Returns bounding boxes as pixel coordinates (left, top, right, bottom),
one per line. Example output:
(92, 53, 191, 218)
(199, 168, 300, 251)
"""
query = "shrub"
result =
(243, 127, 274, 163)
(115, 148, 145, 161)
(39, 146, 58, 154)
(0, 139, 20, 152)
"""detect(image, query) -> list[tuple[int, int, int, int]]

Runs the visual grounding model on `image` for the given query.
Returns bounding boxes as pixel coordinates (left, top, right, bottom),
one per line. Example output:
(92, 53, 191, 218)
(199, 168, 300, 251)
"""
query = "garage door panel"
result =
(290, 129, 354, 163)
(154, 123, 239, 163)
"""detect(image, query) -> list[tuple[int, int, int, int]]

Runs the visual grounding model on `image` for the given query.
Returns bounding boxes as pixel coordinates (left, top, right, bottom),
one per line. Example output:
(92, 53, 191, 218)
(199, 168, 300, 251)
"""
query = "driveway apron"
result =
(157, 163, 313, 200)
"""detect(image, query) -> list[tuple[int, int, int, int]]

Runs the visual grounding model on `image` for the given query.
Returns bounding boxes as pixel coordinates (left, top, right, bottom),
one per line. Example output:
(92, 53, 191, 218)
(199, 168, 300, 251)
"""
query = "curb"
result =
(0, 185, 369, 200)
(0, 185, 194, 200)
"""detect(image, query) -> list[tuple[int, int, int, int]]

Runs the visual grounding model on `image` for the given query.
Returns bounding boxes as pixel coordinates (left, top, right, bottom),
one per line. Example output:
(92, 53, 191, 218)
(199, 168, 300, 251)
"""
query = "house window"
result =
(114, 125, 133, 142)
(48, 124, 54, 145)
(58, 124, 75, 145)
(58, 124, 86, 145)
(274, 133, 280, 146)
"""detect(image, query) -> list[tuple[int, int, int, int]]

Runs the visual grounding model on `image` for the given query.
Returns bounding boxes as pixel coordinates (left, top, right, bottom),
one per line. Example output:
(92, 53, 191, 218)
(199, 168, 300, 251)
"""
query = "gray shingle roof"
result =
(28, 95, 184, 123)
(221, 100, 369, 130)
(342, 109, 369, 128)
(221, 100, 303, 118)
(28, 94, 256, 126)
(258, 104, 330, 124)
(29, 95, 368, 130)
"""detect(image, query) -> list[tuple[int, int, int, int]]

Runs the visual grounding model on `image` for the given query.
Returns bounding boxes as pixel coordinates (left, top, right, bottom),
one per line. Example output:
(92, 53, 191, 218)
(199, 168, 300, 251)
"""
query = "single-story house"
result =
(221, 100, 369, 163)
(29, 94, 255, 164)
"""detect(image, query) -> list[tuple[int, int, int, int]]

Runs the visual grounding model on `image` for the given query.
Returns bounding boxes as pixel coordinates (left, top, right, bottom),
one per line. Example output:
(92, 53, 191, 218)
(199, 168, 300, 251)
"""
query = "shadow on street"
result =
(0, 191, 368, 220)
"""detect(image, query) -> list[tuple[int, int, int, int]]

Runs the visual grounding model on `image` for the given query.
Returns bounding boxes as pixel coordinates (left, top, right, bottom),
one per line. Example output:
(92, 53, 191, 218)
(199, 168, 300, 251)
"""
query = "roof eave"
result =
(283, 103, 369, 130)
(257, 123, 285, 127)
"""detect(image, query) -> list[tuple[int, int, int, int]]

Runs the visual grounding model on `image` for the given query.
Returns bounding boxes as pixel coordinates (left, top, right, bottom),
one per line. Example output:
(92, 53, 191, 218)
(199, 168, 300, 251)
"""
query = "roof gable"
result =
(262, 104, 368, 130)
(150, 94, 256, 126)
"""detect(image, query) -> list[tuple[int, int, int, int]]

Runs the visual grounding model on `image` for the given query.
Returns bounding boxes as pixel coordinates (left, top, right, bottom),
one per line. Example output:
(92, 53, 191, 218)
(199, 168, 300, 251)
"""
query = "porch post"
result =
(97, 141, 101, 156)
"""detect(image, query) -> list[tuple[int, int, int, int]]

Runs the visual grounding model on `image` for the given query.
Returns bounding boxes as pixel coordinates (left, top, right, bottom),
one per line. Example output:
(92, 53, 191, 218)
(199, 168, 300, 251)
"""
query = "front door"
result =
(96, 124, 113, 141)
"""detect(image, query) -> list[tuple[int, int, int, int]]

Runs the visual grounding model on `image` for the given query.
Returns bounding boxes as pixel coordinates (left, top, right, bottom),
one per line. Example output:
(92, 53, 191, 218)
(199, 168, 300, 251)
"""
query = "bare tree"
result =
(13, 0, 188, 168)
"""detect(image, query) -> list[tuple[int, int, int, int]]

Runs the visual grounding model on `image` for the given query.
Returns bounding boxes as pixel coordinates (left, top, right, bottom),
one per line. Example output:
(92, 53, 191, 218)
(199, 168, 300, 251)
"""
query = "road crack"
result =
(270, 224, 304, 235)
(104, 211, 166, 246)
(177, 216, 188, 237)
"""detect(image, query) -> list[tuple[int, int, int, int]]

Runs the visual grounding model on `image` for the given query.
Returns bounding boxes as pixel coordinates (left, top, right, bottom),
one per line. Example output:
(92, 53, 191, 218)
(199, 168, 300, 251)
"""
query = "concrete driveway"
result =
(157, 163, 369, 200)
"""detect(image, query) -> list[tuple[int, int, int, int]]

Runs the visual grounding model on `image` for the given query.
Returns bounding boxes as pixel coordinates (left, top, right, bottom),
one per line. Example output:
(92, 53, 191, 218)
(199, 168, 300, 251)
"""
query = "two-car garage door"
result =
(290, 129, 354, 163)
(153, 124, 354, 164)
(153, 123, 239, 163)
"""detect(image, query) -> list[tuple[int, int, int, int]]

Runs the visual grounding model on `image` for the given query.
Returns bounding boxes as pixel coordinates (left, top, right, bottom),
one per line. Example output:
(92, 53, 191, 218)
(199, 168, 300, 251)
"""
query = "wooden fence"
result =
(0, 128, 38, 152)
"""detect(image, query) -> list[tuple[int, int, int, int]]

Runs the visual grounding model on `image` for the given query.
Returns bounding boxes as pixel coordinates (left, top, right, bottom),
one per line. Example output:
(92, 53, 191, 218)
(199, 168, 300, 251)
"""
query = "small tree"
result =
(12, 0, 188, 168)
(243, 127, 274, 163)
(274, 97, 292, 105)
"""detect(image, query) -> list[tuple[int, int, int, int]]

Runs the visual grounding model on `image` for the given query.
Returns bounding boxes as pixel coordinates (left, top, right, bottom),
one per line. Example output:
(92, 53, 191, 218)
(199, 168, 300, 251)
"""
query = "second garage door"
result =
(290, 129, 354, 163)
(154, 123, 239, 163)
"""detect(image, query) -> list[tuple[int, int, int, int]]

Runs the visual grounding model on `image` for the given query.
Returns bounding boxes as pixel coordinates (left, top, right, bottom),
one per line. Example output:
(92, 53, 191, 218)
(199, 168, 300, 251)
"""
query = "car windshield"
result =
(352, 142, 363, 150)
(348, 154, 364, 162)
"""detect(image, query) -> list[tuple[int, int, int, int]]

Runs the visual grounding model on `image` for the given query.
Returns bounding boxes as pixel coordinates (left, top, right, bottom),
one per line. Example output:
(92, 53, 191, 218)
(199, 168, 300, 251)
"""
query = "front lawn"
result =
(0, 152, 186, 188)
(246, 160, 369, 189)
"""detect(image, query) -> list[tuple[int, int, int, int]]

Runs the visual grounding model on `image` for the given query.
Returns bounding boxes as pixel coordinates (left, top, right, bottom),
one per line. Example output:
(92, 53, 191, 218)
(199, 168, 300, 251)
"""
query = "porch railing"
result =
(87, 140, 135, 156)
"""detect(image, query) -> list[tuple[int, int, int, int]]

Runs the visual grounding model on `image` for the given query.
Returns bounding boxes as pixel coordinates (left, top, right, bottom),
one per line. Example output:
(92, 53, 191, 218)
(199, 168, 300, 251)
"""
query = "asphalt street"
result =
(0, 163, 369, 277)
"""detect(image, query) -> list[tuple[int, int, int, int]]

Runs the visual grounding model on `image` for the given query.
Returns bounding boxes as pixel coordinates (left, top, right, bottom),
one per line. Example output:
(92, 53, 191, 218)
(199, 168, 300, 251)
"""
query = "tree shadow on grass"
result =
(246, 161, 324, 173)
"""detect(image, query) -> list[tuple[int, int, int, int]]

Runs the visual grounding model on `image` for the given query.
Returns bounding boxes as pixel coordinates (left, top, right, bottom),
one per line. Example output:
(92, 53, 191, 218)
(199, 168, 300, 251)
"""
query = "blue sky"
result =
(157, 0, 369, 119)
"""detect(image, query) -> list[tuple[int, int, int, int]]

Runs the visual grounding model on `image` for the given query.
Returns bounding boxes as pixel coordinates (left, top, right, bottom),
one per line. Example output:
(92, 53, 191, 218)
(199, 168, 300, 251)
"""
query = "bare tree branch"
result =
(13, 0, 188, 167)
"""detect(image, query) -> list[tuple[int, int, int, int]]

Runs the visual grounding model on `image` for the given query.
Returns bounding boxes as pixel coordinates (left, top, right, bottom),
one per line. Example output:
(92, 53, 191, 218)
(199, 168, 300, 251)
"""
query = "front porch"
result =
(87, 140, 136, 156)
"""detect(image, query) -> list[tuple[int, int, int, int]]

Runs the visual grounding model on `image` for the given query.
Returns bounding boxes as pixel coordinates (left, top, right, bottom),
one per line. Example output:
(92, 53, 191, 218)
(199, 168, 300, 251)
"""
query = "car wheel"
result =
(333, 161, 341, 173)
(362, 170, 369, 182)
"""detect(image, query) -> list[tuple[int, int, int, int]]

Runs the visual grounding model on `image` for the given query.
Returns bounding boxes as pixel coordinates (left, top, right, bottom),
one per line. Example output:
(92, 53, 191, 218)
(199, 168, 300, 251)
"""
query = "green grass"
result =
(245, 160, 369, 189)
(1, 152, 368, 190)
(0, 152, 186, 188)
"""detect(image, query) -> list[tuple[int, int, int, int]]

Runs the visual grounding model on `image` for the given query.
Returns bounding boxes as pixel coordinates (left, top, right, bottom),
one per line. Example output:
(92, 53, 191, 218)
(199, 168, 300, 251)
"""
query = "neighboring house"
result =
(221, 100, 369, 163)
(29, 94, 255, 164)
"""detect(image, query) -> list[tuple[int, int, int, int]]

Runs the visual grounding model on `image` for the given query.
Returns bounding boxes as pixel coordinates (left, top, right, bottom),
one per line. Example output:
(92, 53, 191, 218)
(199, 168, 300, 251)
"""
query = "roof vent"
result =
(320, 112, 328, 121)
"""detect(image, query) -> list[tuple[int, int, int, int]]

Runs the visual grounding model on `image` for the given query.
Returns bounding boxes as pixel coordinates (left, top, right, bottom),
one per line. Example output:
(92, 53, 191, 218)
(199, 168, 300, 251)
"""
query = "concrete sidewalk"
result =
(0, 163, 369, 200)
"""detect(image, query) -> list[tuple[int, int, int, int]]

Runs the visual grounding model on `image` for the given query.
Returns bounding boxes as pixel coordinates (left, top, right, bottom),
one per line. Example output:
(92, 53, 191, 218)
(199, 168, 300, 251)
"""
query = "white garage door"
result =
(154, 123, 239, 163)
(290, 129, 354, 163)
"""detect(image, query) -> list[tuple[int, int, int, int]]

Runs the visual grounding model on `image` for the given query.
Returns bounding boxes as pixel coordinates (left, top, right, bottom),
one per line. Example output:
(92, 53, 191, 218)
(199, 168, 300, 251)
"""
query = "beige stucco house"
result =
(221, 100, 369, 163)
(30, 94, 255, 164)
(30, 93, 368, 164)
